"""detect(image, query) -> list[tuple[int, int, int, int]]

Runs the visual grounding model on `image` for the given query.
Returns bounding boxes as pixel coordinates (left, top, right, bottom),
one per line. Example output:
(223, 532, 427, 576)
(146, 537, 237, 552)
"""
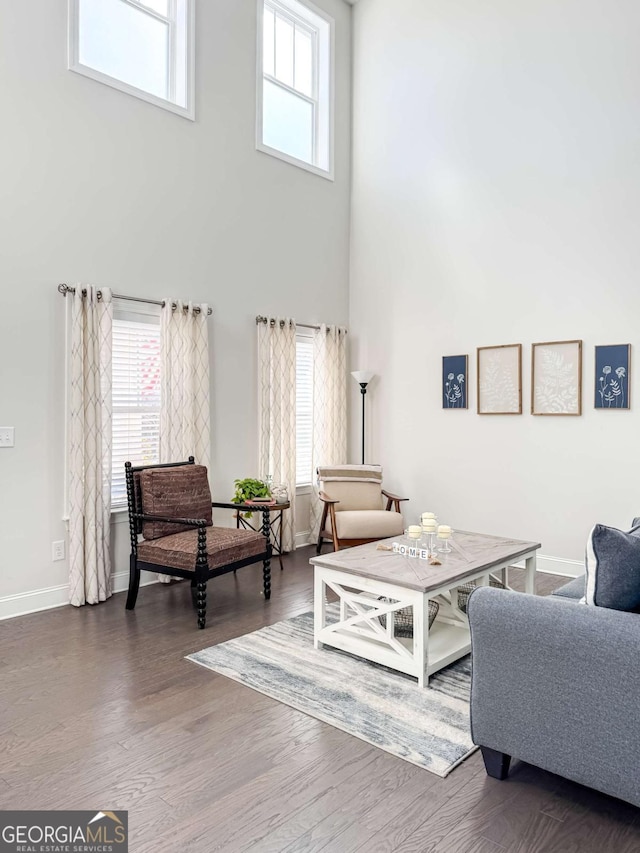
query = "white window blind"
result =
(296, 336, 313, 487)
(111, 315, 161, 507)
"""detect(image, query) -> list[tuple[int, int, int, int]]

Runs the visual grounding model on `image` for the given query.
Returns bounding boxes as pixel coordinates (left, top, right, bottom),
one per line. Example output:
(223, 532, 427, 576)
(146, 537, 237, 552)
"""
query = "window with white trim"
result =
(257, 0, 334, 178)
(69, 0, 195, 120)
(296, 335, 314, 487)
(111, 306, 161, 507)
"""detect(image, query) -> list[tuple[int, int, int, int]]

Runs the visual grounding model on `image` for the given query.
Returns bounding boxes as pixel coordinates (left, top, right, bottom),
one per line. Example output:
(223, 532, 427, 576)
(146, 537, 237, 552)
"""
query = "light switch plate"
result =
(0, 427, 14, 447)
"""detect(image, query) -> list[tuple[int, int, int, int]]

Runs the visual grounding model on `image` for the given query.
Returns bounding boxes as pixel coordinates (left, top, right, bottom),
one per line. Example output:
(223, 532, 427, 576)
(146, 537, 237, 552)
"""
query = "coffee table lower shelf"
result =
(319, 621, 471, 680)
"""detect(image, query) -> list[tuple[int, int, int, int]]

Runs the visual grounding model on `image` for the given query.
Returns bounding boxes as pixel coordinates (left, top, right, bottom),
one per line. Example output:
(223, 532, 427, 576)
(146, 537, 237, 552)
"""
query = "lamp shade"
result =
(351, 370, 375, 385)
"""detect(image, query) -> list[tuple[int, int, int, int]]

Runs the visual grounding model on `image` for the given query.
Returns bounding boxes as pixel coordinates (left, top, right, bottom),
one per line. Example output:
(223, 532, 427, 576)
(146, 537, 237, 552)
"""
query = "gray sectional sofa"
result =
(468, 575, 640, 808)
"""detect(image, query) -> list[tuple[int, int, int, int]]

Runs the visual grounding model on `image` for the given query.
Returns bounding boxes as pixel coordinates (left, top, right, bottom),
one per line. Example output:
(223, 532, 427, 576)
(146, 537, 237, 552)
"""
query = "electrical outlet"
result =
(0, 427, 14, 447)
(52, 540, 65, 562)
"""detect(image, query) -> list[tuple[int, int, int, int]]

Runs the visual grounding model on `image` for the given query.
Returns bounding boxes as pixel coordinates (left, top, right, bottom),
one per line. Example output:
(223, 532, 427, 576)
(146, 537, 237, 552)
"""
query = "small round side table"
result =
(235, 501, 291, 571)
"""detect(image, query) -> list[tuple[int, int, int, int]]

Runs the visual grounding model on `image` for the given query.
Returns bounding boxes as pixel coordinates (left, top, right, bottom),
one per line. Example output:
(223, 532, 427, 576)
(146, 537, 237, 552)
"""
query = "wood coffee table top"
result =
(310, 531, 541, 593)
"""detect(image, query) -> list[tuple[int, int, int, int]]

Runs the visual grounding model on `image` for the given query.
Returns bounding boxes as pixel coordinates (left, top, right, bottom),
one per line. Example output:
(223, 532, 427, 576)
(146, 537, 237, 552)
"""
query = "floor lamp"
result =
(351, 371, 375, 464)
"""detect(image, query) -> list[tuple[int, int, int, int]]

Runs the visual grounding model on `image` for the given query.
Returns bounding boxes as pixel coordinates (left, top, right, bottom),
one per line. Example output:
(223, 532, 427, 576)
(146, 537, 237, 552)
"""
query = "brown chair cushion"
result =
(137, 526, 266, 572)
(140, 465, 212, 540)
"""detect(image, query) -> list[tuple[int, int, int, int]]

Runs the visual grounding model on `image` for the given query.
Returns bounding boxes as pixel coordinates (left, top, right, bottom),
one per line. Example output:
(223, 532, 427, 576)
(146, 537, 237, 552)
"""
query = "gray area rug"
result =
(187, 608, 476, 777)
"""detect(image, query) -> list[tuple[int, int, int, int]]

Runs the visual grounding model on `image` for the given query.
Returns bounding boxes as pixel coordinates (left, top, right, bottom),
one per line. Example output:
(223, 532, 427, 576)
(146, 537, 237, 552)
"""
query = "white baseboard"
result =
(511, 554, 584, 579)
(0, 584, 71, 621)
(295, 531, 312, 549)
(0, 571, 158, 622)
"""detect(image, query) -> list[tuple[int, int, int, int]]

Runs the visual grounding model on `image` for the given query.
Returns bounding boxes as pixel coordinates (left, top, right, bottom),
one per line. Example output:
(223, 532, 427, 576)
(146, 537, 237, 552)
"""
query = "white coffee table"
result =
(310, 531, 540, 687)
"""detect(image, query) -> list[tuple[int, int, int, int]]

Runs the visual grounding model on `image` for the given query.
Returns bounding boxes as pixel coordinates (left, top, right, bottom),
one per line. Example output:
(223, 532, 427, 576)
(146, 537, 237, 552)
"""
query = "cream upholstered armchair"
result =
(316, 464, 408, 553)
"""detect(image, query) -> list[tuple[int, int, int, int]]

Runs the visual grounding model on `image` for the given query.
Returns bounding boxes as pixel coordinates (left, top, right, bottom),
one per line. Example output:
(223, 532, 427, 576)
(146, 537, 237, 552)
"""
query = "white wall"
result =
(350, 0, 640, 576)
(0, 0, 351, 615)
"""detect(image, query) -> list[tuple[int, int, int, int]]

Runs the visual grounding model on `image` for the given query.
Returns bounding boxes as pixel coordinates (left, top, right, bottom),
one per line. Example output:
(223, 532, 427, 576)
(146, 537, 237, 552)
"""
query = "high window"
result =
(68, 0, 195, 120)
(295, 335, 314, 487)
(111, 307, 161, 506)
(257, 0, 334, 179)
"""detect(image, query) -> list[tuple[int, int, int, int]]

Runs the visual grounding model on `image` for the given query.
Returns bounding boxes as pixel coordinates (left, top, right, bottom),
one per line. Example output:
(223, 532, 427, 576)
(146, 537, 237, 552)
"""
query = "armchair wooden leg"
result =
(196, 581, 207, 629)
(480, 746, 511, 780)
(125, 556, 141, 610)
(329, 505, 340, 552)
(317, 503, 329, 554)
(263, 557, 271, 600)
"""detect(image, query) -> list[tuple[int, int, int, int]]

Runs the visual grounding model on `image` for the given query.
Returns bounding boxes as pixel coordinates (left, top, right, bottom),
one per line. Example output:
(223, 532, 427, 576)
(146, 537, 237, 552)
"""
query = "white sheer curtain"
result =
(257, 318, 297, 552)
(310, 325, 348, 543)
(68, 286, 113, 606)
(160, 300, 211, 470)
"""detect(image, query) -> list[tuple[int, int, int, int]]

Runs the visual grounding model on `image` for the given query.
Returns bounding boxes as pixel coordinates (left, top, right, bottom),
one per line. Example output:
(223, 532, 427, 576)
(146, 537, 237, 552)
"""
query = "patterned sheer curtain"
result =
(310, 325, 348, 542)
(257, 318, 297, 551)
(68, 286, 113, 607)
(159, 300, 211, 470)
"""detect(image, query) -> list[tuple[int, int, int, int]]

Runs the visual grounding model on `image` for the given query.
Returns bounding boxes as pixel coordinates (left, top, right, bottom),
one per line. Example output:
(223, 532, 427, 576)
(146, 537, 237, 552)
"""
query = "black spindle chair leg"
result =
(126, 555, 141, 610)
(196, 582, 207, 629)
(196, 525, 208, 629)
(262, 560, 271, 600)
(262, 509, 272, 600)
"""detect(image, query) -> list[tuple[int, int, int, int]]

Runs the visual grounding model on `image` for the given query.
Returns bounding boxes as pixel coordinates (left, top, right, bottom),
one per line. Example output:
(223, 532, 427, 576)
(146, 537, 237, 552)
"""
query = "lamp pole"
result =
(351, 371, 375, 465)
(358, 382, 368, 464)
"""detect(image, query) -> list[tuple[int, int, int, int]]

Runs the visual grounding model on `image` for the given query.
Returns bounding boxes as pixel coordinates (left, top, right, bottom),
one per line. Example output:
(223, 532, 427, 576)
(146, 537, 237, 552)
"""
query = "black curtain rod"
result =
(255, 315, 347, 333)
(58, 283, 213, 316)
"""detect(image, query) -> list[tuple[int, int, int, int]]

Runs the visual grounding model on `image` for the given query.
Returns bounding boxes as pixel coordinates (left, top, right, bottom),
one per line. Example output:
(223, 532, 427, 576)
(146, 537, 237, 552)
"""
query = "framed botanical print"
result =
(531, 340, 582, 415)
(442, 355, 468, 409)
(477, 344, 522, 414)
(595, 344, 631, 409)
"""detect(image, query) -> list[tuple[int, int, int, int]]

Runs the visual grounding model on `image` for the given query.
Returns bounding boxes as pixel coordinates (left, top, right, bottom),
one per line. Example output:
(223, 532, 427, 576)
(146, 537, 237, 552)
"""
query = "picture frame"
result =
(531, 340, 582, 416)
(477, 344, 522, 415)
(595, 344, 631, 410)
(442, 355, 468, 409)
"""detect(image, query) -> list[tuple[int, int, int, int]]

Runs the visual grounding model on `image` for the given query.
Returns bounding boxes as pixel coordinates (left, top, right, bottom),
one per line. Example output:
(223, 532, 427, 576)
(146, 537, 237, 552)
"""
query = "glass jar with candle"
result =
(406, 525, 422, 551)
(421, 518, 438, 555)
(437, 525, 453, 554)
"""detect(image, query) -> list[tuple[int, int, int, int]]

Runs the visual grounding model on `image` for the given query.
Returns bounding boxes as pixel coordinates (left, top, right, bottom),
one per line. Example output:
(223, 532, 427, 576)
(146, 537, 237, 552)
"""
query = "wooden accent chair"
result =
(316, 464, 408, 553)
(125, 458, 272, 629)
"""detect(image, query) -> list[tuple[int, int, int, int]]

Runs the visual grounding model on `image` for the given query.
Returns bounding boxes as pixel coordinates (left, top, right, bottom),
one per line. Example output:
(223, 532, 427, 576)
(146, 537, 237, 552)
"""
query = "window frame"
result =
(110, 300, 162, 511)
(256, 0, 335, 180)
(68, 0, 196, 121)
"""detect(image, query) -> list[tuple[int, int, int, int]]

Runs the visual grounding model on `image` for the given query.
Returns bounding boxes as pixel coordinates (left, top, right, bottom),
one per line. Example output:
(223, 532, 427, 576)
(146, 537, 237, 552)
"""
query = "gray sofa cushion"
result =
(586, 523, 640, 610)
(552, 575, 585, 600)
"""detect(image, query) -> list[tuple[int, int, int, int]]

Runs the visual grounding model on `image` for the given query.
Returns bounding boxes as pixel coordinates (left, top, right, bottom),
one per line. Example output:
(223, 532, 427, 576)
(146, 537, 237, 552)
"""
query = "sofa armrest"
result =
(468, 587, 640, 807)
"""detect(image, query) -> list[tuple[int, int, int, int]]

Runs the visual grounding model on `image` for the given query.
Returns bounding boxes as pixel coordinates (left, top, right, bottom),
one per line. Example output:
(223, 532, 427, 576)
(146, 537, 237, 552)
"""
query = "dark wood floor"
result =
(1, 549, 639, 852)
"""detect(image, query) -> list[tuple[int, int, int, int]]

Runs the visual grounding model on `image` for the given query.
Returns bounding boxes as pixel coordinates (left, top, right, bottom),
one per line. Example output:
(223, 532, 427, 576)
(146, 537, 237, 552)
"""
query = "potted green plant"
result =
(231, 478, 271, 517)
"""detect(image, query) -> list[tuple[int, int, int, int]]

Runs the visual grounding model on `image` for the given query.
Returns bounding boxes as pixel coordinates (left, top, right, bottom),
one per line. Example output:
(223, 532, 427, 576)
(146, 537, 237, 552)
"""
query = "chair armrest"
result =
(211, 501, 262, 512)
(211, 502, 271, 542)
(468, 587, 640, 806)
(381, 490, 408, 502)
(132, 513, 209, 527)
(381, 489, 408, 512)
(318, 491, 339, 504)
